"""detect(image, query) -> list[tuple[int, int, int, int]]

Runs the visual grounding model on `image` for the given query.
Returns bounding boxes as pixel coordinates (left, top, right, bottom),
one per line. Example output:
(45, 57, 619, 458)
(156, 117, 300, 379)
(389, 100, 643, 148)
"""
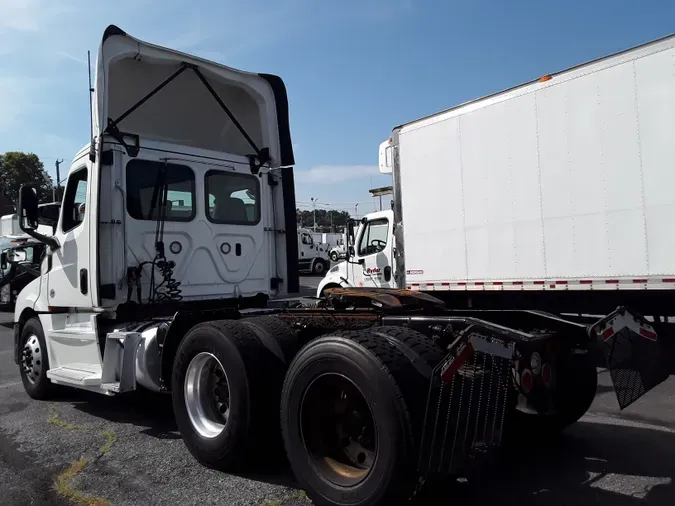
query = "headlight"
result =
(0, 283, 10, 302)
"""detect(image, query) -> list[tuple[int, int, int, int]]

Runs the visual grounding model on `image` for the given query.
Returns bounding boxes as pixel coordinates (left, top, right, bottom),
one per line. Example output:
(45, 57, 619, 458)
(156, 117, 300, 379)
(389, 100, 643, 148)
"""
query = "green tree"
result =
(0, 152, 53, 206)
(296, 208, 351, 232)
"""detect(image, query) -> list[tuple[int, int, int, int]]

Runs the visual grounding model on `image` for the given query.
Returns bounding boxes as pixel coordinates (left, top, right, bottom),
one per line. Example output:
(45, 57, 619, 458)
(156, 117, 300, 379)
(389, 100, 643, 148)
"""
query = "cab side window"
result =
(358, 218, 389, 256)
(61, 169, 88, 233)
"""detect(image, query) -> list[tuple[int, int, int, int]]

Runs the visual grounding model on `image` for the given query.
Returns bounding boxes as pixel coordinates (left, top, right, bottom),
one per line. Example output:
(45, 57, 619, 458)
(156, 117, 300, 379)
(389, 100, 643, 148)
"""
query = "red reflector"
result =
(541, 363, 552, 386)
(441, 343, 475, 383)
(602, 327, 615, 341)
(521, 369, 534, 392)
(639, 327, 657, 341)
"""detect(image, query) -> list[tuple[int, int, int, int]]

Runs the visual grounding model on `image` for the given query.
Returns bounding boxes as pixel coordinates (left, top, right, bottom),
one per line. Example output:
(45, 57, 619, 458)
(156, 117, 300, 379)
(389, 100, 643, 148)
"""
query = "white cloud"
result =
(298, 165, 380, 184)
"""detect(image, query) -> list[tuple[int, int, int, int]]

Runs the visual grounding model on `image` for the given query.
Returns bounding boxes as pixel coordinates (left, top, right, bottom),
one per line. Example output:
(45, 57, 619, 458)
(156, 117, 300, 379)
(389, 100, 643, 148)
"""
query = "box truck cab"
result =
(297, 227, 330, 275)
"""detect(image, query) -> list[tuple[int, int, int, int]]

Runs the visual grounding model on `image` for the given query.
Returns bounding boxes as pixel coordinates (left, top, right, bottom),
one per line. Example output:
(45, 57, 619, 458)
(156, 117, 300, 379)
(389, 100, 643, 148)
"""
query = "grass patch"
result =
(99, 431, 117, 455)
(260, 490, 311, 506)
(48, 403, 85, 431)
(54, 457, 110, 506)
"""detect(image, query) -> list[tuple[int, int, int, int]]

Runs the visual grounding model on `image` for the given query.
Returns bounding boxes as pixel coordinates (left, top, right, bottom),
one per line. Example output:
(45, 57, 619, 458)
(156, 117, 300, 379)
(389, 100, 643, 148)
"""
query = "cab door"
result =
(354, 213, 394, 289)
(47, 165, 92, 308)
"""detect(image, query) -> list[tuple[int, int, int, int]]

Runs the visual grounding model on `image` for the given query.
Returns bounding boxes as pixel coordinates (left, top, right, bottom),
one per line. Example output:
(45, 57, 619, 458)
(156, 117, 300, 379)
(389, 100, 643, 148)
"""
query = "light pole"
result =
(354, 203, 359, 219)
(310, 197, 319, 232)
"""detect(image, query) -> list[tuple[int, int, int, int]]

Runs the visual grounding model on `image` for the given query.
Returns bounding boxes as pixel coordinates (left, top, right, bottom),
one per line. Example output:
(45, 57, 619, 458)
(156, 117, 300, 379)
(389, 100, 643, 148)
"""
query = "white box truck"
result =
(319, 33, 675, 319)
(10, 26, 672, 506)
(297, 227, 330, 275)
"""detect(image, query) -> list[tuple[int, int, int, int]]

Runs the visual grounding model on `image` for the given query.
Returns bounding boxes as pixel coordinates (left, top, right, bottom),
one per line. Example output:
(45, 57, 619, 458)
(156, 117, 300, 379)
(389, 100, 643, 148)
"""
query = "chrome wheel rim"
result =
(184, 352, 230, 439)
(21, 334, 42, 384)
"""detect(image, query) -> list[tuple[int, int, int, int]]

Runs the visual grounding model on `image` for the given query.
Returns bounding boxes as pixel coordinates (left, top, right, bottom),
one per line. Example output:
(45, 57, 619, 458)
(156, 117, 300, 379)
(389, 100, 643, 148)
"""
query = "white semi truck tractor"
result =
(12, 26, 672, 506)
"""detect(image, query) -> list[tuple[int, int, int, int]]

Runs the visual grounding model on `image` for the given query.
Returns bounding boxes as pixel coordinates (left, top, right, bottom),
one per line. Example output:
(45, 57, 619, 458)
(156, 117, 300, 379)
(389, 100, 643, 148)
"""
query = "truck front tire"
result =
(280, 329, 436, 506)
(312, 259, 328, 276)
(172, 320, 282, 470)
(19, 317, 56, 400)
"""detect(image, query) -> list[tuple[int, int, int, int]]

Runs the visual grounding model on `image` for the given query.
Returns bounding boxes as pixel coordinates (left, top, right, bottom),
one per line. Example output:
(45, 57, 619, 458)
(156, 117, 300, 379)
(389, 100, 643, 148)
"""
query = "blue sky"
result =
(1, 0, 674, 218)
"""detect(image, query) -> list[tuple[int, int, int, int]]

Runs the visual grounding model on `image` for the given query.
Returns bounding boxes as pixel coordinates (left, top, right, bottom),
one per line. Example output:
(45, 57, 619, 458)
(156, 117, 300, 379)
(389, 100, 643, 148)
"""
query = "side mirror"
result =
(38, 203, 61, 228)
(0, 252, 6, 270)
(18, 185, 40, 232)
(346, 220, 356, 246)
(17, 185, 59, 251)
(7, 248, 27, 264)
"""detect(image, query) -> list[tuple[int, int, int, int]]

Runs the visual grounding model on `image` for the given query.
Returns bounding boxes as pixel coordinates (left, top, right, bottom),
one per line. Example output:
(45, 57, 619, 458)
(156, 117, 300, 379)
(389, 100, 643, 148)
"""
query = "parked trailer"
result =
(320, 33, 675, 319)
(12, 26, 671, 506)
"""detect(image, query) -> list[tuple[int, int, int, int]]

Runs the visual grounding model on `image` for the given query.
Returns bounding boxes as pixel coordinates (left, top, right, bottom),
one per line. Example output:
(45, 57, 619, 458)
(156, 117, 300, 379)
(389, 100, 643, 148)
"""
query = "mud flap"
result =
(589, 307, 670, 410)
(417, 333, 515, 480)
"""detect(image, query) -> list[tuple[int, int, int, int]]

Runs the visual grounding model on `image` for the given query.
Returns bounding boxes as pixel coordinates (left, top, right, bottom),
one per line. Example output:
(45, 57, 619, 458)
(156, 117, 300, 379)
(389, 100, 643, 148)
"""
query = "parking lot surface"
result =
(1, 277, 675, 506)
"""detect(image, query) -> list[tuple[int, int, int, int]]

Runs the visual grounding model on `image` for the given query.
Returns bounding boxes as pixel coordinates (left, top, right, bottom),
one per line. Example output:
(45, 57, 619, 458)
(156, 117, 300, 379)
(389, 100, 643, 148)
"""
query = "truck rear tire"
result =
(19, 317, 56, 400)
(171, 320, 282, 470)
(280, 329, 435, 506)
(330, 251, 339, 262)
(238, 315, 299, 365)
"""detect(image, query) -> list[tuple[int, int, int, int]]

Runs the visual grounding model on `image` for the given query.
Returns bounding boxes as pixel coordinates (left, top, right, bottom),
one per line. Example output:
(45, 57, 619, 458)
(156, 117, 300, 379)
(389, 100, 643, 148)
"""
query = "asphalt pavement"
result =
(1, 277, 675, 506)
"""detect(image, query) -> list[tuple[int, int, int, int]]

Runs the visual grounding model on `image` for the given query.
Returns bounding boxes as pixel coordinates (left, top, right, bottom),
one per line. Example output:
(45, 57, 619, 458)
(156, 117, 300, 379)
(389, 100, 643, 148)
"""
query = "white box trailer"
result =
(362, 33, 675, 316)
(322, 34, 675, 316)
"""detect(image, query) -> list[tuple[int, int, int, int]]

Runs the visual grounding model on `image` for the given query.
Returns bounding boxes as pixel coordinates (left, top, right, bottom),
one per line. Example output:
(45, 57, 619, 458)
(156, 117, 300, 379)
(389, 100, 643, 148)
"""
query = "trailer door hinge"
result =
(264, 227, 285, 234)
(270, 277, 283, 290)
(100, 220, 122, 225)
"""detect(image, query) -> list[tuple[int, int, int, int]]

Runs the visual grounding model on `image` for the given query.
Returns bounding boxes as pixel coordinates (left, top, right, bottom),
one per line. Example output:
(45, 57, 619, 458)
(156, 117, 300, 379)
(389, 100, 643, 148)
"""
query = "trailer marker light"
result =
(639, 327, 657, 341)
(541, 363, 552, 387)
(602, 327, 615, 341)
(539, 75, 552, 82)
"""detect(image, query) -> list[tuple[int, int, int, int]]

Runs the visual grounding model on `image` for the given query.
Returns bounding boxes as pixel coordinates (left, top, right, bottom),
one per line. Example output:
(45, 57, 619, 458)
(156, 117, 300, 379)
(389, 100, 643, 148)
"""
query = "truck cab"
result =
(12, 24, 297, 395)
(316, 214, 395, 296)
(297, 227, 330, 275)
(317, 139, 395, 296)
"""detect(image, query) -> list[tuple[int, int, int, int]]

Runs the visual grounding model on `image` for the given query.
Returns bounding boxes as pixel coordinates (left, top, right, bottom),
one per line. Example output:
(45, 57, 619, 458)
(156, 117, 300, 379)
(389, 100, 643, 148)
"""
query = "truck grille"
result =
(417, 333, 514, 479)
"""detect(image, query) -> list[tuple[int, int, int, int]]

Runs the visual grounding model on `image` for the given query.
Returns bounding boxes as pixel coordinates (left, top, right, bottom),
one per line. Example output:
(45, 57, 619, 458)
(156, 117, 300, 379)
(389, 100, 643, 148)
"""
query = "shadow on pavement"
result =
(53, 387, 675, 505)
(444, 421, 675, 506)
